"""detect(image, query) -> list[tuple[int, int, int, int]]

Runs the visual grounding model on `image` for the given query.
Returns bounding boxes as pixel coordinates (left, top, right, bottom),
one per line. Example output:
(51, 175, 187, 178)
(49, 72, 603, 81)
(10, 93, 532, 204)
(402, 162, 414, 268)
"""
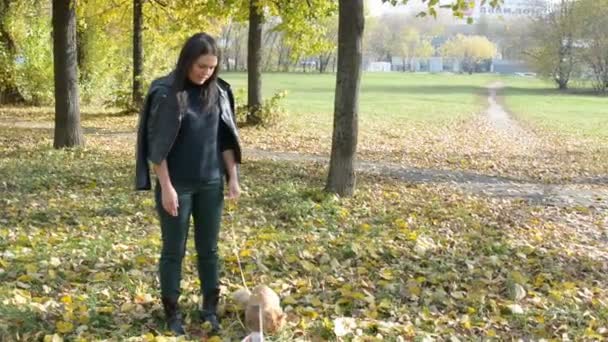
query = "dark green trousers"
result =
(155, 180, 224, 300)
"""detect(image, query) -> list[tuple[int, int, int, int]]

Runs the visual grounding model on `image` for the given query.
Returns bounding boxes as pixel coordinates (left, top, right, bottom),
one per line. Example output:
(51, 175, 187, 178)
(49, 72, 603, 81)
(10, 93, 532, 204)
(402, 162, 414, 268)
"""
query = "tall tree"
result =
(550, 0, 576, 90)
(325, 0, 364, 196)
(574, 0, 608, 93)
(0, 0, 25, 104)
(525, 0, 576, 90)
(52, 0, 84, 148)
(326, 0, 501, 196)
(247, 0, 263, 124)
(318, 16, 338, 73)
(440, 34, 498, 73)
(132, 0, 143, 108)
(221, 22, 234, 71)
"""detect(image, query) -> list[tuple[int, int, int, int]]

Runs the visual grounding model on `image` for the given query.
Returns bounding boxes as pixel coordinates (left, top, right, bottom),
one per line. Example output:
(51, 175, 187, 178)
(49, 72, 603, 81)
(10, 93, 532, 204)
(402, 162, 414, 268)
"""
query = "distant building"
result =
(367, 62, 392, 72)
(363, 57, 533, 75)
(464, 0, 552, 19)
(491, 59, 534, 74)
(429, 57, 443, 73)
(390, 57, 426, 72)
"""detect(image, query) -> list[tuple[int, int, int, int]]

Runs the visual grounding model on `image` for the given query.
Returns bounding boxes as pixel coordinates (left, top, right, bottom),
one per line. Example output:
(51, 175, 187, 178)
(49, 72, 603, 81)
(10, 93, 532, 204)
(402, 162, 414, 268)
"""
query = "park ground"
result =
(0, 73, 607, 341)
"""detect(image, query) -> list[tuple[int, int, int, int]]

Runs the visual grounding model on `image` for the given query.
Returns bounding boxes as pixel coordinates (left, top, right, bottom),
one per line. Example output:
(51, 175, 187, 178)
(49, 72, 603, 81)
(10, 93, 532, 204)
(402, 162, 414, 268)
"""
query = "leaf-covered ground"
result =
(1, 123, 607, 341)
(1, 73, 607, 341)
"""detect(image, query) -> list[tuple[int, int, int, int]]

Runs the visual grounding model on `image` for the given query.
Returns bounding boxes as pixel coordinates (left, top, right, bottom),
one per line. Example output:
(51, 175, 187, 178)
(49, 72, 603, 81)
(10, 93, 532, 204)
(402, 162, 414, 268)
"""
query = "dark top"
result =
(163, 81, 236, 185)
(136, 73, 242, 191)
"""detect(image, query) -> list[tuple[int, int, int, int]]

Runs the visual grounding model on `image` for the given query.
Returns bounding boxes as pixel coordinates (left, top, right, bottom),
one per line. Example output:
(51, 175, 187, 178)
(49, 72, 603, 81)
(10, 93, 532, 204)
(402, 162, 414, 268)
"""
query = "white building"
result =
(464, 0, 553, 19)
(367, 61, 392, 72)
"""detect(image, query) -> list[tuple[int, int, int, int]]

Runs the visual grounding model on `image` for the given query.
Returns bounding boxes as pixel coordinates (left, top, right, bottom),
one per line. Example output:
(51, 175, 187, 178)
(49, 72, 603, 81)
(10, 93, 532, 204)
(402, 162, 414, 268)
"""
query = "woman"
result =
(135, 32, 242, 335)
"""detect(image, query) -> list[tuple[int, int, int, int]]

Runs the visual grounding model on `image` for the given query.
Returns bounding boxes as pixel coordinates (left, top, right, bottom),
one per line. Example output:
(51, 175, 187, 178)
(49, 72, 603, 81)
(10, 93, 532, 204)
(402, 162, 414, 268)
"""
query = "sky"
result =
(367, 0, 411, 17)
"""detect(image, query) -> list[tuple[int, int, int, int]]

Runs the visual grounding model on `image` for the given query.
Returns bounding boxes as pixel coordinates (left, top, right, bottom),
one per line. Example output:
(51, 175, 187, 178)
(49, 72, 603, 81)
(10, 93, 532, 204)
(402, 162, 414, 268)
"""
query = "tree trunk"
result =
(325, 0, 364, 197)
(234, 38, 240, 71)
(318, 55, 323, 72)
(76, 24, 87, 84)
(319, 53, 333, 73)
(247, 0, 263, 124)
(264, 31, 279, 71)
(556, 77, 569, 90)
(223, 22, 233, 71)
(52, 0, 84, 148)
(132, 0, 144, 109)
(292, 54, 300, 72)
(0, 0, 25, 104)
(277, 45, 283, 71)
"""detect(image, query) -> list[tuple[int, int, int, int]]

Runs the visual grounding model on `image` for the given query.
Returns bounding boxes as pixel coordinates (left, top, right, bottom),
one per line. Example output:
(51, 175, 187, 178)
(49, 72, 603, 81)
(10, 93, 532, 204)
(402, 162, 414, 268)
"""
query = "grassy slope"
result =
(500, 76, 608, 139)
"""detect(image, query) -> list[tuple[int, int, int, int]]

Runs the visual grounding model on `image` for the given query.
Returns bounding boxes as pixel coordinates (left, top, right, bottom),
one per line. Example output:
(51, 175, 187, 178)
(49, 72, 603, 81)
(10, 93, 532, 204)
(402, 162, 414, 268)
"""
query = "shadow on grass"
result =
(0, 106, 134, 118)
(502, 86, 606, 97)
(362, 84, 488, 96)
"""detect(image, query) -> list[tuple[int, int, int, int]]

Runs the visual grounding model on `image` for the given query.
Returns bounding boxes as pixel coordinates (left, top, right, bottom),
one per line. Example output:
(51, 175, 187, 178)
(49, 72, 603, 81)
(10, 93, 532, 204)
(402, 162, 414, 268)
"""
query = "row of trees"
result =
(525, 0, 608, 92)
(0, 0, 337, 106)
(221, 15, 499, 75)
(364, 11, 498, 73)
(441, 34, 497, 73)
(361, 0, 608, 89)
(0, 0, 505, 110)
(0, 0, 501, 196)
(219, 17, 339, 73)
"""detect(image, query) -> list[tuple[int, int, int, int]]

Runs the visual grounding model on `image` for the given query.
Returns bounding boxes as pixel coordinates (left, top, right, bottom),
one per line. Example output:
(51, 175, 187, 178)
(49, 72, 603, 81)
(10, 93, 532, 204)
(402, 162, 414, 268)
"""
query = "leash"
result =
(227, 202, 265, 342)
(227, 201, 249, 292)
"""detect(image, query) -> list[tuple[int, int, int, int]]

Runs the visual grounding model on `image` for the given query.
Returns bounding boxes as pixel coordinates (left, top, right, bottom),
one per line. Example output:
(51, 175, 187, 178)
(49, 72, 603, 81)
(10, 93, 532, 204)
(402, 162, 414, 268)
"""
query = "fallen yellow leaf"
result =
(55, 320, 74, 334)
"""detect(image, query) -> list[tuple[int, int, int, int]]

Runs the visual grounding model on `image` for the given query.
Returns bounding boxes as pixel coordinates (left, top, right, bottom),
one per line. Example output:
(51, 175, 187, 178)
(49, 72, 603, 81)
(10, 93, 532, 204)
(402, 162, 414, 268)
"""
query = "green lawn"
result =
(5, 72, 605, 139)
(501, 77, 608, 138)
(222, 72, 496, 123)
(1, 72, 605, 182)
(223, 72, 608, 139)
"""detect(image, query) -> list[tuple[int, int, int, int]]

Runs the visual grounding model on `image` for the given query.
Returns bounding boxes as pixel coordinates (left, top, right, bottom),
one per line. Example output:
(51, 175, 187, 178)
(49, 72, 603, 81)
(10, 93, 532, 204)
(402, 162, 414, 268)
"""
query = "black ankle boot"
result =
(200, 288, 221, 333)
(161, 297, 186, 336)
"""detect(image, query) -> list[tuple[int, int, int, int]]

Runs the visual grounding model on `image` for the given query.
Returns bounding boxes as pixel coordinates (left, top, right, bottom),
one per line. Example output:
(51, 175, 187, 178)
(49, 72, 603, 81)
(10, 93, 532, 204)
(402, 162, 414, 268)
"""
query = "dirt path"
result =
(245, 149, 607, 209)
(486, 82, 524, 132)
(486, 81, 540, 145)
(1, 106, 607, 209)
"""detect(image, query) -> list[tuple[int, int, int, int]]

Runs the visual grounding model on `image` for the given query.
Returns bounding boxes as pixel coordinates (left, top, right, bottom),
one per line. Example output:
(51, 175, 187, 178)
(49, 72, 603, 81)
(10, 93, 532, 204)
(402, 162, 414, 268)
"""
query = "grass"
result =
(500, 76, 608, 139)
(222, 72, 495, 123)
(0, 126, 607, 341)
(219, 73, 607, 182)
(3, 72, 606, 138)
(222, 72, 608, 139)
(1, 72, 606, 183)
(1, 73, 608, 340)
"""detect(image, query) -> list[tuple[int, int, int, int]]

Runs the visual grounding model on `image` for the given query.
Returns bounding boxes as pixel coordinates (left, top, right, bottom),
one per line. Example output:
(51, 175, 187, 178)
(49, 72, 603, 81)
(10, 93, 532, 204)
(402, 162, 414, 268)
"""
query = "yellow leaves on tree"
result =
(440, 34, 498, 68)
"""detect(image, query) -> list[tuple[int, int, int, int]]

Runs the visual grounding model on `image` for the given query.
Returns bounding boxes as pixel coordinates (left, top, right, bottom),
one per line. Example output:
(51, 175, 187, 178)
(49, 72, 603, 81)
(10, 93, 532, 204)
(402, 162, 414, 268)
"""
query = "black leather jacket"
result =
(135, 73, 242, 190)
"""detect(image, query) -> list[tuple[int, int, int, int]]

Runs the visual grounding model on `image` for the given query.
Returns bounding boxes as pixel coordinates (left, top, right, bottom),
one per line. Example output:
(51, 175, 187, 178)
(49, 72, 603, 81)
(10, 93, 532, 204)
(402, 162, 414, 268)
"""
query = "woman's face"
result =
(188, 54, 218, 85)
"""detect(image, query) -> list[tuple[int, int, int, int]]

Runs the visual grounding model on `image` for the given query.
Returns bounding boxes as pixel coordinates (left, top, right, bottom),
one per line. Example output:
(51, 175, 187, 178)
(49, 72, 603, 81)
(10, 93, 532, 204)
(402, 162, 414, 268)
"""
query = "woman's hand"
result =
(152, 160, 178, 217)
(161, 185, 179, 216)
(226, 178, 241, 200)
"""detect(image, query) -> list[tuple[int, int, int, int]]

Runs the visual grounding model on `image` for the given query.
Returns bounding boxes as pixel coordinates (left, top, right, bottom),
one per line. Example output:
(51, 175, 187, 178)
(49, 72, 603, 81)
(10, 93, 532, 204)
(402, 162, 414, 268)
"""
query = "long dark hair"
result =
(172, 33, 221, 112)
